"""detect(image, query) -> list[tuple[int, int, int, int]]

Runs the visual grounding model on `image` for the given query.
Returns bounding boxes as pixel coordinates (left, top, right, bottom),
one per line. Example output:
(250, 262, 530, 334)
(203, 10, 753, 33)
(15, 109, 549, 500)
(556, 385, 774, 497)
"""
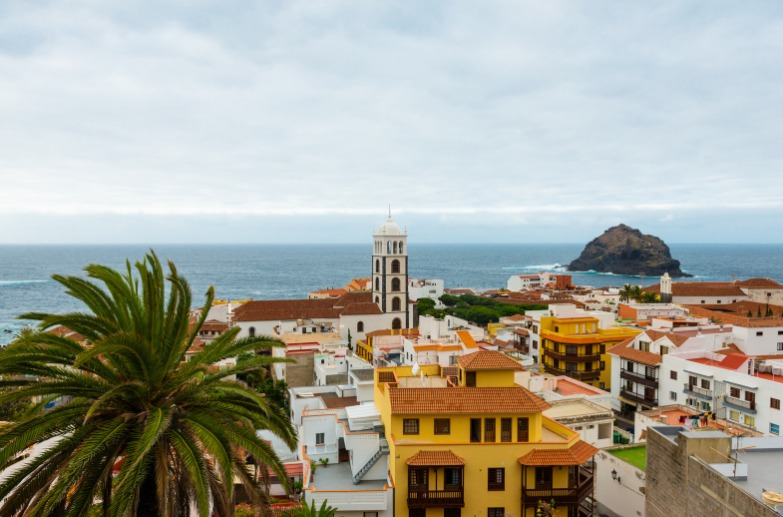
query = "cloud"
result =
(0, 1, 782, 242)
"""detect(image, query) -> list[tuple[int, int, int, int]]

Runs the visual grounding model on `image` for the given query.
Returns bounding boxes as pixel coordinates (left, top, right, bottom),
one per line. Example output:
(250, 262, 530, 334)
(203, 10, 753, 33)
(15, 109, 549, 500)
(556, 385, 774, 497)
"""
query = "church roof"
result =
(233, 292, 383, 322)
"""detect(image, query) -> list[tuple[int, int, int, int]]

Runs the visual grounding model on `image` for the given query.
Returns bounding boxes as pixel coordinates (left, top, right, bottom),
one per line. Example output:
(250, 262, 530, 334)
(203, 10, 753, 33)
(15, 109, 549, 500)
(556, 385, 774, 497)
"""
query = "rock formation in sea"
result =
(568, 224, 691, 278)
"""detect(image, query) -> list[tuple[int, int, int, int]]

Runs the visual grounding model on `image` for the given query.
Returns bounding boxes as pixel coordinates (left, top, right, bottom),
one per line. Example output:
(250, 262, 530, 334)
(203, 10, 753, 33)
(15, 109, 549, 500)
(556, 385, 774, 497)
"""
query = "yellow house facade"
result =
(539, 316, 640, 390)
(374, 351, 598, 517)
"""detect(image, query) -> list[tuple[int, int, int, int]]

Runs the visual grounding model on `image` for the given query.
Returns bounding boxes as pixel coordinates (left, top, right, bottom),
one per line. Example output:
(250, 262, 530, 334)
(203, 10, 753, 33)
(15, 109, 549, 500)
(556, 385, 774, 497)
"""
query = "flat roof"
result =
(555, 378, 605, 397)
(310, 460, 387, 491)
(544, 400, 612, 419)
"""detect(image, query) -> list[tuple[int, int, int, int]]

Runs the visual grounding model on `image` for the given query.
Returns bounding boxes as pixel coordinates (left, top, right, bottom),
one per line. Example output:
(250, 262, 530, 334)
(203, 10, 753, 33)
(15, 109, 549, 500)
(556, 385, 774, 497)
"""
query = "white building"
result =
(289, 386, 393, 517)
(407, 278, 444, 302)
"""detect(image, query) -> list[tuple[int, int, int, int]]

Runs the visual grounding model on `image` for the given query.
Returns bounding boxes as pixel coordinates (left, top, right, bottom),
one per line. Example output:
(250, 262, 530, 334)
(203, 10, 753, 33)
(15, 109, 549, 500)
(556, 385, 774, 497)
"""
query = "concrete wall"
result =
(594, 447, 646, 517)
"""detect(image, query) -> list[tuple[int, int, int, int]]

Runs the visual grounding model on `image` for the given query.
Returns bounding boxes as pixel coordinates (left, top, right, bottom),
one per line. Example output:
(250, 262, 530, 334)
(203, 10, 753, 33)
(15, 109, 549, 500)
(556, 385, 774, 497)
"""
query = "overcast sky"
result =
(1, 1, 782, 244)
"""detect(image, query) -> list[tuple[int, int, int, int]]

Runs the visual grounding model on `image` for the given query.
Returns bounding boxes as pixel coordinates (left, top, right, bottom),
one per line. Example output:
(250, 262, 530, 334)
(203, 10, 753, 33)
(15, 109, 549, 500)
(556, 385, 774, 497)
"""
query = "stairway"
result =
(352, 438, 389, 484)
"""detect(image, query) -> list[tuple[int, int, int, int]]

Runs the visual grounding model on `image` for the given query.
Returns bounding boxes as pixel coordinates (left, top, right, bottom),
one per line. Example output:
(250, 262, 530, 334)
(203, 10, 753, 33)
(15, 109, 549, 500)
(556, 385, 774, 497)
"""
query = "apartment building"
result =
(374, 350, 599, 517)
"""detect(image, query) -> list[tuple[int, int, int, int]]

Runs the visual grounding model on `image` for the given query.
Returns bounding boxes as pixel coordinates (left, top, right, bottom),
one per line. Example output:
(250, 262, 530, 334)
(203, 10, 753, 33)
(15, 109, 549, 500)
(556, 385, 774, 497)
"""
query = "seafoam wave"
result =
(0, 280, 48, 286)
(502, 263, 566, 271)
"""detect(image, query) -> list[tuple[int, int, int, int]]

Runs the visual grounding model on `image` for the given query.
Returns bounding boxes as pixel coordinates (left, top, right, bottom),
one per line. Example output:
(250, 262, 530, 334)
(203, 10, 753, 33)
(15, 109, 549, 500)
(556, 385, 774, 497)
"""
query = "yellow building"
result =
(374, 351, 598, 517)
(539, 316, 640, 390)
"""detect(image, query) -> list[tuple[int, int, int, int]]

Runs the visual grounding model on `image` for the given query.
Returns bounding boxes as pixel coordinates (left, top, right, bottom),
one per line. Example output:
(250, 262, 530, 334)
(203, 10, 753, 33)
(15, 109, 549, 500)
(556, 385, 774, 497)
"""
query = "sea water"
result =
(1, 243, 782, 343)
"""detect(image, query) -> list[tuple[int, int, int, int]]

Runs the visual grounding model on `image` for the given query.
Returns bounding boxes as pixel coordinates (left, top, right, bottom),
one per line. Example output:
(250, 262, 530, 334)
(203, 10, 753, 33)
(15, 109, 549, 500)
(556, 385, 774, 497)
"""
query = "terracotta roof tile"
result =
(407, 450, 465, 466)
(736, 278, 783, 288)
(518, 441, 598, 466)
(457, 351, 523, 371)
(340, 302, 383, 316)
(389, 386, 550, 414)
(233, 292, 380, 322)
(644, 282, 746, 297)
(608, 337, 663, 366)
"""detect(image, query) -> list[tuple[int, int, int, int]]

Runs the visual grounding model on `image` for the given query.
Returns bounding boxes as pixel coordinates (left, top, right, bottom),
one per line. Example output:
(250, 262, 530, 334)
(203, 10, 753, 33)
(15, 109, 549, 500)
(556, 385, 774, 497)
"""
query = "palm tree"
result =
(0, 252, 296, 516)
(284, 499, 337, 517)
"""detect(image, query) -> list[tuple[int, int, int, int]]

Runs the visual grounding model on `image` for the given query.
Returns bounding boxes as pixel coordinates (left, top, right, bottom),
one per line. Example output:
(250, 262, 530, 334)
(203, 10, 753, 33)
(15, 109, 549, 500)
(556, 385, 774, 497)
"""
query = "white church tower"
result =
(372, 213, 409, 329)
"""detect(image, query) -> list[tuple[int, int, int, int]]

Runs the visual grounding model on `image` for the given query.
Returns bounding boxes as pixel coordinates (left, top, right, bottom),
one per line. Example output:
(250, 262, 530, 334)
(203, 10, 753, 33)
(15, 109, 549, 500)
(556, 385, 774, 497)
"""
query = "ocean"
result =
(1, 243, 782, 344)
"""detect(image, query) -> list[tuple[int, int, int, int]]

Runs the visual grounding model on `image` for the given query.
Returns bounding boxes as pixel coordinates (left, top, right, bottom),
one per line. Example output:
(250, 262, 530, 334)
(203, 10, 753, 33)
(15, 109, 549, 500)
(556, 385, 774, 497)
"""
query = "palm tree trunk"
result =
(137, 464, 161, 517)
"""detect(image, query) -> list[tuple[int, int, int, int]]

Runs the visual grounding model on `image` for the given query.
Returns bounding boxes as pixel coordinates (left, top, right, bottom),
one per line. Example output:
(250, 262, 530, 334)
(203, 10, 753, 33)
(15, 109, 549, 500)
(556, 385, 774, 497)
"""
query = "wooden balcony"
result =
(407, 489, 464, 508)
(620, 389, 657, 407)
(521, 469, 594, 510)
(620, 369, 658, 388)
(545, 348, 601, 362)
(544, 365, 600, 381)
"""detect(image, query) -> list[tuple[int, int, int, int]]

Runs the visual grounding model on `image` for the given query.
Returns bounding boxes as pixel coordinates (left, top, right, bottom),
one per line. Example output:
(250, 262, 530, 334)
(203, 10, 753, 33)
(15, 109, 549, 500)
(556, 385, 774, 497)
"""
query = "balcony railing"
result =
(620, 389, 657, 407)
(724, 395, 757, 414)
(684, 383, 713, 400)
(544, 366, 600, 381)
(407, 489, 464, 508)
(521, 471, 594, 509)
(546, 348, 601, 362)
(620, 369, 658, 388)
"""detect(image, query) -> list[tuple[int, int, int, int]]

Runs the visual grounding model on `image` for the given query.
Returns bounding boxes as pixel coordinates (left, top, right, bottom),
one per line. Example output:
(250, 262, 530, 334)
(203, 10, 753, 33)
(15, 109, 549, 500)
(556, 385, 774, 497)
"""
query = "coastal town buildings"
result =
(374, 350, 599, 517)
(537, 304, 641, 390)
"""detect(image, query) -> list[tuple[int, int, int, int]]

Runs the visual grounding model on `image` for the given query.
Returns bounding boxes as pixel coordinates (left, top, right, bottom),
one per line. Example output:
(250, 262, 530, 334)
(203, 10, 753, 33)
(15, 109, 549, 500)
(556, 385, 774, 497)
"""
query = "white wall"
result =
(594, 448, 647, 517)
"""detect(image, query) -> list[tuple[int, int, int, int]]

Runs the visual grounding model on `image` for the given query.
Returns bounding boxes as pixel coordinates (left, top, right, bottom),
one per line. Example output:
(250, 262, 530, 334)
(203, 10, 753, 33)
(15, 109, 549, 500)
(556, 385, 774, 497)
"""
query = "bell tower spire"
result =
(372, 214, 409, 330)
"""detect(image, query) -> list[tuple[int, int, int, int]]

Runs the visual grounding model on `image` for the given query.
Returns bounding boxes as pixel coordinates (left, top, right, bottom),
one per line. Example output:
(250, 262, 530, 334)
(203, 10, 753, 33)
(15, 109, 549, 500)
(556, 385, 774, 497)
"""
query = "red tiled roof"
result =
(233, 292, 381, 322)
(689, 353, 749, 371)
(389, 387, 550, 414)
(457, 351, 523, 371)
(518, 441, 598, 466)
(608, 337, 663, 366)
(644, 282, 746, 297)
(200, 319, 229, 332)
(340, 302, 383, 316)
(407, 450, 465, 466)
(514, 328, 530, 337)
(736, 278, 783, 288)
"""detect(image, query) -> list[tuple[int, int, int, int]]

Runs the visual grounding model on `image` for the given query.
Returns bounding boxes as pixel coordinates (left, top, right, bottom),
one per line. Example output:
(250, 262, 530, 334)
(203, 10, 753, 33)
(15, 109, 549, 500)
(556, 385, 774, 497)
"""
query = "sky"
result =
(1, 1, 782, 244)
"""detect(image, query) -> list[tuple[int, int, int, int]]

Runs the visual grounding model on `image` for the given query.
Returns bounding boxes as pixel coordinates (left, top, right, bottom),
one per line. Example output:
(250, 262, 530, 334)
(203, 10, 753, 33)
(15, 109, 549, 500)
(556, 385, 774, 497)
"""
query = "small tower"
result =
(660, 272, 672, 303)
(372, 213, 409, 330)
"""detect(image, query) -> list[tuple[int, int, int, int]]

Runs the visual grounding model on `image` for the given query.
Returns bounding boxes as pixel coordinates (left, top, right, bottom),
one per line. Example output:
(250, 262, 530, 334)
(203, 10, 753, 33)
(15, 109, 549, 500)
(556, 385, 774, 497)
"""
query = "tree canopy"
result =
(0, 251, 296, 516)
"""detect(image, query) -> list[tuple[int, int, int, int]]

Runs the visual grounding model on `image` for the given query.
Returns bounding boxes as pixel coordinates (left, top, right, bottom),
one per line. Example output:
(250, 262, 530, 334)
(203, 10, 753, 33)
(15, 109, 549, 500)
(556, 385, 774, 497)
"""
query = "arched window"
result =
(399, 241, 404, 254)
(375, 259, 380, 273)
(392, 297, 401, 311)
(375, 278, 380, 291)
(387, 241, 391, 254)
(375, 296, 380, 304)
(393, 241, 398, 254)
(357, 321, 364, 332)
(391, 259, 400, 273)
(392, 318, 402, 330)
(392, 278, 401, 292)
(248, 327, 256, 337)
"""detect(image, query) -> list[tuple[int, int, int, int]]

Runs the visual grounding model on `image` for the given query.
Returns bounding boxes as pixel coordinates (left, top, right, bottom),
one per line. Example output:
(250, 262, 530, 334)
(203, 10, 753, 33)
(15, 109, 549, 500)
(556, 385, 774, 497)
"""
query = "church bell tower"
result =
(372, 214, 409, 330)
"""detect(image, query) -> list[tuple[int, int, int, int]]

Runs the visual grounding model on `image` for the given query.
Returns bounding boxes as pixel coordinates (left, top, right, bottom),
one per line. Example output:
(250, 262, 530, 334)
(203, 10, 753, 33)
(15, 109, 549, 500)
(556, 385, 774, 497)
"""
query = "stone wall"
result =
(646, 427, 775, 517)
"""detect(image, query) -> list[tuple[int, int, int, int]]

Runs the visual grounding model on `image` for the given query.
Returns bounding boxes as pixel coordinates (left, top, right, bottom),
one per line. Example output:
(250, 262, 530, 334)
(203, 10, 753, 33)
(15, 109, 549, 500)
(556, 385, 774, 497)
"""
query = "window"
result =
(444, 468, 461, 488)
(315, 433, 325, 445)
(535, 467, 553, 489)
(357, 321, 364, 332)
(375, 278, 380, 290)
(391, 259, 400, 273)
(778, 343, 783, 351)
(772, 398, 781, 410)
(688, 375, 697, 387)
(487, 509, 504, 517)
(434, 418, 451, 435)
(375, 259, 380, 273)
(700, 379, 710, 389)
(757, 331, 764, 336)
(466, 371, 476, 387)
(566, 345, 578, 356)
(533, 340, 538, 349)
(392, 297, 401, 311)
(729, 410, 740, 422)
(772, 423, 780, 435)
(248, 327, 256, 337)
(409, 510, 425, 517)
(487, 468, 505, 491)
(670, 370, 678, 380)
(744, 415, 755, 427)
(470, 418, 482, 442)
(403, 419, 419, 435)
(730, 386, 740, 398)
(778, 330, 783, 335)
(484, 419, 496, 442)
(670, 391, 677, 401)
(409, 468, 427, 488)
(517, 417, 529, 442)
(392, 277, 401, 291)
(392, 318, 402, 330)
(500, 418, 512, 442)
